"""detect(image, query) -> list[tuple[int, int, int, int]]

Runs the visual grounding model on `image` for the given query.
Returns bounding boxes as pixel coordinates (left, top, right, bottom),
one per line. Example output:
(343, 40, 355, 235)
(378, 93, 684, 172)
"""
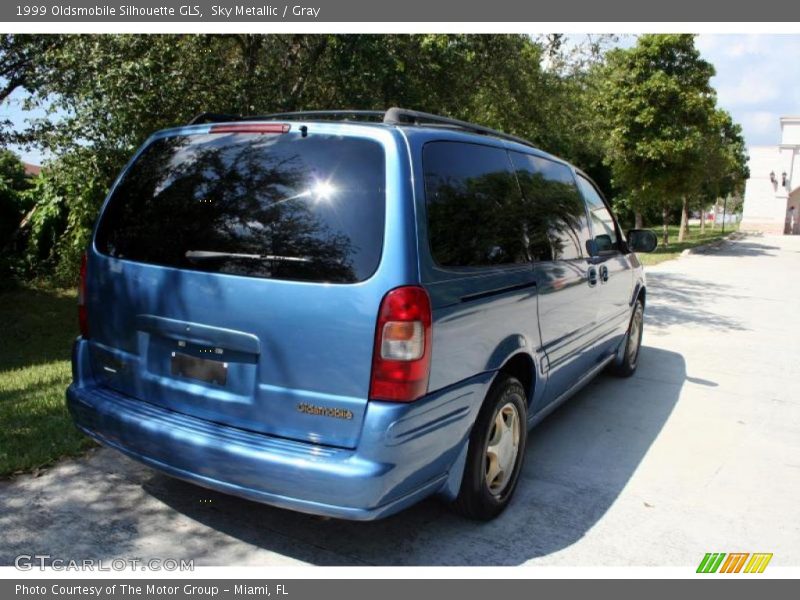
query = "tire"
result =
(610, 300, 644, 378)
(451, 374, 528, 520)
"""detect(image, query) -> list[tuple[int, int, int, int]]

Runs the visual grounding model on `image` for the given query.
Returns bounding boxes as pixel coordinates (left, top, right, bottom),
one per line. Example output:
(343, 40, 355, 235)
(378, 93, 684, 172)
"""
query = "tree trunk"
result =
(700, 208, 706, 235)
(711, 199, 718, 230)
(662, 206, 670, 246)
(634, 211, 644, 229)
(678, 197, 689, 242)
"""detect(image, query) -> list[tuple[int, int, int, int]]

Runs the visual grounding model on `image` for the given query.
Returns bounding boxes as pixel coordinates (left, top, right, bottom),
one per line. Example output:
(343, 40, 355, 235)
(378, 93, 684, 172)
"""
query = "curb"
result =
(679, 231, 744, 258)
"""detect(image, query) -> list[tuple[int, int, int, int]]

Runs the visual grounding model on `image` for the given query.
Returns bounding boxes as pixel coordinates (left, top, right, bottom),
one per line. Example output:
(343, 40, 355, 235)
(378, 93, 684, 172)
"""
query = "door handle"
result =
(599, 265, 609, 283)
(587, 266, 598, 287)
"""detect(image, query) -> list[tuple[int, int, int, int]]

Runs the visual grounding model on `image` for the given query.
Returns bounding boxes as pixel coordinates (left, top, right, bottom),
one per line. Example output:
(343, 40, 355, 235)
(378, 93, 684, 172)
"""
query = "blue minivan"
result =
(67, 108, 657, 521)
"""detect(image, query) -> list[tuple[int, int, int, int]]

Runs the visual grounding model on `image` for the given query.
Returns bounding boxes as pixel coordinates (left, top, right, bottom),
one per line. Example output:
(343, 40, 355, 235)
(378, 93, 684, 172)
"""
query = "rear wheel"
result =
(452, 374, 527, 520)
(610, 300, 644, 377)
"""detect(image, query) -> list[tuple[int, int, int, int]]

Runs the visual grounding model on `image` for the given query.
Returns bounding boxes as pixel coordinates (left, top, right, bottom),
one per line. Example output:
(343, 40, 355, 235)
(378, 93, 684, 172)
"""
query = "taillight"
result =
(369, 286, 432, 402)
(78, 253, 89, 338)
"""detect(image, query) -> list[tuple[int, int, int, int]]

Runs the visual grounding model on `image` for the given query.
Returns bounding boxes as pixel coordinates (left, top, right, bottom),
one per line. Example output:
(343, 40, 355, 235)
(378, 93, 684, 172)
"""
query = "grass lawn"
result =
(636, 222, 738, 266)
(0, 284, 93, 477)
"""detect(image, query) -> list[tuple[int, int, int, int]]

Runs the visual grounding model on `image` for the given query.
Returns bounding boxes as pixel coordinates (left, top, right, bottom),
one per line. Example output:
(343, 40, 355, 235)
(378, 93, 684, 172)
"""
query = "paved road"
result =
(2, 234, 799, 567)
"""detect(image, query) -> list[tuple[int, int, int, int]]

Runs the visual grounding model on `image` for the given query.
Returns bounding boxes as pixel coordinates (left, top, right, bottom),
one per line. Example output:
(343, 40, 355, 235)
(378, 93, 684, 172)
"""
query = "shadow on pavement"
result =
(645, 273, 748, 332)
(139, 346, 685, 566)
(692, 240, 780, 257)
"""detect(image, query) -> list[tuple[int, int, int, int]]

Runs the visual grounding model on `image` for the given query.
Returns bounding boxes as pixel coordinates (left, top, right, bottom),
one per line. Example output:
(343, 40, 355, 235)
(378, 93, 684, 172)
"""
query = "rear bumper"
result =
(67, 343, 490, 520)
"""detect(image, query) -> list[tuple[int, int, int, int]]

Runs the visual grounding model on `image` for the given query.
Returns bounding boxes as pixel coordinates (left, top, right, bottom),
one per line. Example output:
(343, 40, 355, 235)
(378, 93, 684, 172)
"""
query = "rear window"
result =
(95, 133, 385, 283)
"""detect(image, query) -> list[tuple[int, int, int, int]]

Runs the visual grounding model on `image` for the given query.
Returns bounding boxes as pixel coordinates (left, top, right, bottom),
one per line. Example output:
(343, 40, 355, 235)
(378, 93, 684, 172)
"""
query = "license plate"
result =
(171, 352, 228, 385)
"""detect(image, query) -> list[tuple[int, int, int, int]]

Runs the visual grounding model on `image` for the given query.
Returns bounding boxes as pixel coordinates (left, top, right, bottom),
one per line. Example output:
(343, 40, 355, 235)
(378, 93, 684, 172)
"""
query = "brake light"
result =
(209, 123, 291, 134)
(78, 253, 89, 338)
(369, 286, 432, 402)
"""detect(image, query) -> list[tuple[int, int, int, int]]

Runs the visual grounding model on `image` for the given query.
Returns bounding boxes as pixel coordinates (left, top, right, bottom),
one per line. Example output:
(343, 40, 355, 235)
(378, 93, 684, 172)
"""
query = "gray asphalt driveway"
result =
(2, 234, 799, 566)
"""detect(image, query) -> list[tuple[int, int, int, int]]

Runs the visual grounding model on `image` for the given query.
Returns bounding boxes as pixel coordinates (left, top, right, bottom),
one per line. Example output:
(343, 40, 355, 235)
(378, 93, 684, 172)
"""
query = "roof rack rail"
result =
(252, 109, 386, 122)
(187, 107, 536, 149)
(383, 107, 536, 149)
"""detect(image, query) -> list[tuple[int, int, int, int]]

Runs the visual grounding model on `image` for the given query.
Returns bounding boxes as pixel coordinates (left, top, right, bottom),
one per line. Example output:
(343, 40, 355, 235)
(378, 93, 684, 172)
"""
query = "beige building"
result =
(741, 116, 800, 234)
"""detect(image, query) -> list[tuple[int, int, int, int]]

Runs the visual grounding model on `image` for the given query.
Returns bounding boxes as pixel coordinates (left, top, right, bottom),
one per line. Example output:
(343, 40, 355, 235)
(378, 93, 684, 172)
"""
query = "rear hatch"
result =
(85, 124, 390, 448)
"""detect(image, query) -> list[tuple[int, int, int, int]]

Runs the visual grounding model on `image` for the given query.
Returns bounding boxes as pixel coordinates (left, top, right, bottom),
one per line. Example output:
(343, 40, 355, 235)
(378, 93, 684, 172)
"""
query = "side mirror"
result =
(627, 229, 658, 253)
(595, 234, 614, 252)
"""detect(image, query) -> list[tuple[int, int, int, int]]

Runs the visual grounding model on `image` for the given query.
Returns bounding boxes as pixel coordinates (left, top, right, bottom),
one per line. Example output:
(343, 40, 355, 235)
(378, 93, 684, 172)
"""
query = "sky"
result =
(2, 33, 799, 165)
(696, 34, 800, 148)
(1, 87, 50, 164)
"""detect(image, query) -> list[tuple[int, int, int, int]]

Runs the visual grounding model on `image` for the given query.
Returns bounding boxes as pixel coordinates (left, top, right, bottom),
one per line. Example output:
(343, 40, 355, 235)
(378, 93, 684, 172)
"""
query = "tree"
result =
(700, 110, 749, 234)
(597, 34, 718, 245)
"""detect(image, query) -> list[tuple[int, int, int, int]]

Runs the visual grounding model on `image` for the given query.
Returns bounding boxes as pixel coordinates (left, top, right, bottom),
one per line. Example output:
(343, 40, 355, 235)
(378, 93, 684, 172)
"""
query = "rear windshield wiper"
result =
(185, 250, 312, 263)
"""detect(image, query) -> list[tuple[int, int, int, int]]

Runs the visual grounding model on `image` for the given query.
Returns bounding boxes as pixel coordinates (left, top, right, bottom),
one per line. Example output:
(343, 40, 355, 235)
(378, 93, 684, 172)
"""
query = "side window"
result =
(577, 175, 619, 254)
(508, 151, 590, 261)
(423, 141, 527, 268)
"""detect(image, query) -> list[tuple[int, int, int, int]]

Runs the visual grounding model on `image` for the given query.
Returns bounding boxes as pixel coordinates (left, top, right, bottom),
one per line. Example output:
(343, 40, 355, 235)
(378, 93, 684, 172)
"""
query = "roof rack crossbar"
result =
(383, 107, 535, 149)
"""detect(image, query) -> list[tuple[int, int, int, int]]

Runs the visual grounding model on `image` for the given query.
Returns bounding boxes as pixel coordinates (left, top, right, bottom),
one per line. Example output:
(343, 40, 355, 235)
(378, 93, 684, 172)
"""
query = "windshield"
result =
(95, 132, 386, 283)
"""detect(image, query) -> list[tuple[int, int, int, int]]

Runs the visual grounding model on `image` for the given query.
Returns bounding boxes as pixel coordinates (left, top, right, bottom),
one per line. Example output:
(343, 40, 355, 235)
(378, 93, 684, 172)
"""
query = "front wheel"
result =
(610, 300, 644, 378)
(451, 374, 528, 520)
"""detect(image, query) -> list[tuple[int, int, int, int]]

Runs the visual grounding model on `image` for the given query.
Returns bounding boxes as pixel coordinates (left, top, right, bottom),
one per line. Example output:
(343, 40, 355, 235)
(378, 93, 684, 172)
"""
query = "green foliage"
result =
(699, 109, 749, 205)
(0, 149, 34, 285)
(1, 33, 749, 279)
(0, 149, 30, 236)
(0, 148, 28, 188)
(598, 35, 715, 201)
